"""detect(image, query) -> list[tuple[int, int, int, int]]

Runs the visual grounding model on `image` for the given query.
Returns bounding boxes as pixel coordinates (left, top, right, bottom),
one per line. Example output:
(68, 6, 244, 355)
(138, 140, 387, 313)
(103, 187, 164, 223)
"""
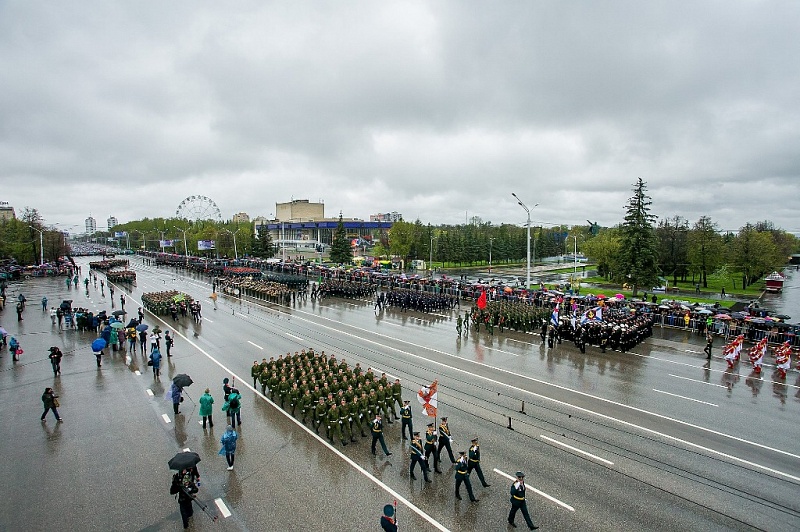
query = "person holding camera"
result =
(170, 467, 199, 529)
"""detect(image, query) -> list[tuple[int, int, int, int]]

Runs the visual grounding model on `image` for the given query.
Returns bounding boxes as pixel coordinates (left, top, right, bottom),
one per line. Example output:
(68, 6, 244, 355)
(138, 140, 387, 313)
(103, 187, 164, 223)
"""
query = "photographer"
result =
(170, 467, 199, 529)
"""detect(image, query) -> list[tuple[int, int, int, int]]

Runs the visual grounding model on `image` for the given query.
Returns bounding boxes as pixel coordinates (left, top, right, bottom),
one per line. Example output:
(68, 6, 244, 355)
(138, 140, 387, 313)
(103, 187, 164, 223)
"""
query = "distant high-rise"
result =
(0, 201, 15, 221)
(107, 216, 118, 230)
(85, 216, 97, 234)
(232, 212, 250, 224)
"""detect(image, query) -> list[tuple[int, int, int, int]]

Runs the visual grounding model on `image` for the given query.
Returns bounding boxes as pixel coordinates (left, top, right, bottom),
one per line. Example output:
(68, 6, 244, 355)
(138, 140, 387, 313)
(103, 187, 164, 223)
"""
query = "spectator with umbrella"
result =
(171, 374, 193, 415)
(137, 324, 148, 353)
(91, 338, 107, 368)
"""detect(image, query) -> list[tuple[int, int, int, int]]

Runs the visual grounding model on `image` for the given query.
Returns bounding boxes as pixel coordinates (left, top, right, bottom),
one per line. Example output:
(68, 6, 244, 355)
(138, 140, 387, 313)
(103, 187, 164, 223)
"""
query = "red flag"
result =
(476, 290, 487, 310)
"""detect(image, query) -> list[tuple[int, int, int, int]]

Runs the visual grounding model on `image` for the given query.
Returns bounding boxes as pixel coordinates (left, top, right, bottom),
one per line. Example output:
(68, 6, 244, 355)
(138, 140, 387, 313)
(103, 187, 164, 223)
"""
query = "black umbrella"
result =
(168, 451, 201, 471)
(112, 310, 126, 317)
(173, 374, 193, 388)
(126, 319, 138, 328)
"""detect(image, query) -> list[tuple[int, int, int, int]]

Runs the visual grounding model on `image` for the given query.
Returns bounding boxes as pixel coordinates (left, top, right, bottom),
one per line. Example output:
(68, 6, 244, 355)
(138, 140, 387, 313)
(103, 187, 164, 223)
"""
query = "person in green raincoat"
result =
(199, 388, 214, 428)
(110, 327, 119, 351)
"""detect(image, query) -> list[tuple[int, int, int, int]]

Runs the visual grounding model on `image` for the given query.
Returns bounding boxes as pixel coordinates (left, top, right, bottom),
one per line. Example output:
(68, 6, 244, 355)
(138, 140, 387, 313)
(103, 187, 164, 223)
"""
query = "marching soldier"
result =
(340, 398, 355, 443)
(425, 423, 441, 474)
(371, 413, 392, 457)
(508, 471, 538, 529)
(456, 314, 463, 336)
(259, 369, 270, 396)
(399, 400, 413, 440)
(409, 432, 431, 482)
(438, 417, 456, 464)
(312, 397, 327, 435)
(467, 437, 490, 487)
(250, 360, 261, 388)
(454, 451, 478, 502)
(299, 389, 313, 424)
(327, 402, 346, 446)
(390, 378, 402, 418)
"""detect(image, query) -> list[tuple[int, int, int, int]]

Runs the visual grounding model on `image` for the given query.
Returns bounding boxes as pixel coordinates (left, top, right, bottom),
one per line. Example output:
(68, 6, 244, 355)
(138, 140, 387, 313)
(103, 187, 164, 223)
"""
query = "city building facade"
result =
(85, 216, 97, 234)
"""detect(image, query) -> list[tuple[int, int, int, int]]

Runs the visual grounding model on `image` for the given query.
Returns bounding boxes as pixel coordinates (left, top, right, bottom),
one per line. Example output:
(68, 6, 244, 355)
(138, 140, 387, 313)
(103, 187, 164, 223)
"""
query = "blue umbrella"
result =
(136, 324, 149, 332)
(92, 338, 107, 352)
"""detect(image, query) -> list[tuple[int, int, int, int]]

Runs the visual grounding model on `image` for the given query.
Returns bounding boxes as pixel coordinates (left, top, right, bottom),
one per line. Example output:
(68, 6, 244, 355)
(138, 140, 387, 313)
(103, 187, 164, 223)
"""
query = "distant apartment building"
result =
(232, 212, 250, 224)
(107, 216, 118, 230)
(0, 201, 15, 221)
(85, 216, 97, 234)
(370, 211, 403, 222)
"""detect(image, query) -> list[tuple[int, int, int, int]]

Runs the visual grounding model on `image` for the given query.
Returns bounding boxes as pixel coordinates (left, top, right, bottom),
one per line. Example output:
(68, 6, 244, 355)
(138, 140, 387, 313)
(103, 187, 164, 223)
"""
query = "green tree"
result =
(582, 228, 620, 279)
(329, 214, 352, 265)
(387, 220, 415, 267)
(688, 216, 724, 288)
(251, 226, 275, 258)
(656, 215, 689, 286)
(615, 178, 660, 295)
(732, 224, 783, 289)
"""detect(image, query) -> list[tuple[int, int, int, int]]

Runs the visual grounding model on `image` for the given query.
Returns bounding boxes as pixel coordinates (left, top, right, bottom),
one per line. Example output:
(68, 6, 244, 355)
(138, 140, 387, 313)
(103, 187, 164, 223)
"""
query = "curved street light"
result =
(28, 225, 44, 265)
(219, 228, 241, 260)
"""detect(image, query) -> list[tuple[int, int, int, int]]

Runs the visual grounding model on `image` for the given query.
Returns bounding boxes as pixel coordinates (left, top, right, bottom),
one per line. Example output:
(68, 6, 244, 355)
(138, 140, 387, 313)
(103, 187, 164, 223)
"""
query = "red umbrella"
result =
(596, 294, 607, 299)
(713, 314, 732, 320)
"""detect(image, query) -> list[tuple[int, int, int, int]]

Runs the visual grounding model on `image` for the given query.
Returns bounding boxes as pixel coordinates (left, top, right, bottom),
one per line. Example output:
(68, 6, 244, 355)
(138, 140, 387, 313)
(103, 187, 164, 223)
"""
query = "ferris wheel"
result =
(176, 195, 223, 222)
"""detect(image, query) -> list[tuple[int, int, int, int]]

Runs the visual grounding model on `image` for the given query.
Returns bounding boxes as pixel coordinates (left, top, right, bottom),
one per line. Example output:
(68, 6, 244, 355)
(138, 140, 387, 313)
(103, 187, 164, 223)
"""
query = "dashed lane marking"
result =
(247, 341, 263, 350)
(146, 389, 154, 397)
(494, 469, 575, 512)
(653, 389, 719, 407)
(161, 414, 172, 423)
(215, 498, 232, 518)
(539, 435, 614, 465)
(668, 374, 727, 389)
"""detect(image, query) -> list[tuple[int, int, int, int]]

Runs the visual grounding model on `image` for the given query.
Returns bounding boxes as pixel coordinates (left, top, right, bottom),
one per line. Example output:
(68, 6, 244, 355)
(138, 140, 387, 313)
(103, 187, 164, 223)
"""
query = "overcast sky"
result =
(2, 1, 799, 235)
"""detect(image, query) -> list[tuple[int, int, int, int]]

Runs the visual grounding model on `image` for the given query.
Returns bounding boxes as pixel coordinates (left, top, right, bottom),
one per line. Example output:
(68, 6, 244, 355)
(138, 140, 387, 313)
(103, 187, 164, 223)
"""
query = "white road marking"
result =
(285, 332, 304, 341)
(161, 414, 172, 423)
(653, 389, 719, 407)
(238, 314, 249, 319)
(134, 370, 141, 376)
(484, 346, 519, 357)
(494, 469, 575, 512)
(539, 435, 614, 465)
(247, 341, 263, 350)
(215, 498, 232, 518)
(203, 318, 214, 323)
(183, 447, 191, 452)
(668, 374, 727, 389)
(146, 389, 154, 397)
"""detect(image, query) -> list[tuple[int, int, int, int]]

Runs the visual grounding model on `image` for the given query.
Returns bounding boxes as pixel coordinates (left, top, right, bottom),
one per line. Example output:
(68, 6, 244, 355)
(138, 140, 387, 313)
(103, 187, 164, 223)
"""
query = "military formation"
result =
(385, 287, 458, 313)
(317, 279, 377, 299)
(217, 278, 293, 305)
(247, 349, 512, 519)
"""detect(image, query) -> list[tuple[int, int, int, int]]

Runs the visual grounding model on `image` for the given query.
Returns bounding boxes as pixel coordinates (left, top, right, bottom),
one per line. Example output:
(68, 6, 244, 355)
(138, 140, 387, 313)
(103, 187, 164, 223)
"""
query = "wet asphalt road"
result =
(1, 257, 799, 531)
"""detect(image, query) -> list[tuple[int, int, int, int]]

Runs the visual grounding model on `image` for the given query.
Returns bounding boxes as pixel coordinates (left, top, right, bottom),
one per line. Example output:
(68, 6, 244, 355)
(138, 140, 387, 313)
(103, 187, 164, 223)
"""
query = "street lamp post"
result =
(489, 237, 494, 274)
(511, 193, 538, 290)
(29, 226, 44, 265)
(173, 226, 190, 257)
(220, 229, 240, 260)
(429, 235, 434, 277)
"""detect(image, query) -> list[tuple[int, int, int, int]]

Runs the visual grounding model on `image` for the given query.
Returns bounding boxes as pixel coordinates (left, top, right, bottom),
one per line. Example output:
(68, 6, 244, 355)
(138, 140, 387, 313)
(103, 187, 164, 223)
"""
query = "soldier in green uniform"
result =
(454, 451, 478, 502)
(376, 384, 392, 422)
(251, 360, 261, 388)
(299, 389, 313, 424)
(399, 400, 413, 440)
(268, 372, 280, 401)
(288, 382, 301, 416)
(327, 402, 345, 446)
(456, 315, 463, 336)
(278, 375, 290, 409)
(259, 369, 270, 396)
(390, 379, 403, 418)
(409, 432, 430, 482)
(340, 398, 355, 443)
(312, 397, 327, 435)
